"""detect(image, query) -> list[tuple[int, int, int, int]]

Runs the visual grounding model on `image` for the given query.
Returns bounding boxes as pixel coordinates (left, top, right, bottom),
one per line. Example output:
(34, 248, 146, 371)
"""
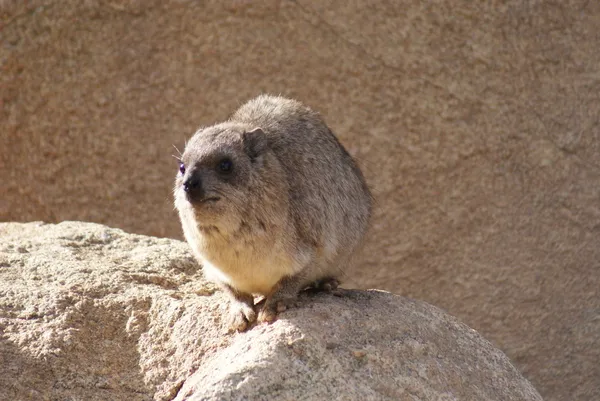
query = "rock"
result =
(0, 222, 542, 401)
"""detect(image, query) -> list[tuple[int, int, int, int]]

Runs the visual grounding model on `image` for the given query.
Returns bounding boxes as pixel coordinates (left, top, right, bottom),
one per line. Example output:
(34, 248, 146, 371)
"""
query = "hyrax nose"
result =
(183, 175, 204, 200)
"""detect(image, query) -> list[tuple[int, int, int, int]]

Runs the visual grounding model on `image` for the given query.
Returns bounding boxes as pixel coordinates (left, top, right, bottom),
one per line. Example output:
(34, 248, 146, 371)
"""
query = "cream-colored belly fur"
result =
(178, 206, 298, 295)
(200, 249, 293, 295)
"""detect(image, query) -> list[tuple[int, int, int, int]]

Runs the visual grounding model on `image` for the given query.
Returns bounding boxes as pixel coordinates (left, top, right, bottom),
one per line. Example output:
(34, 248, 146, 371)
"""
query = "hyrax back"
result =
(174, 95, 372, 332)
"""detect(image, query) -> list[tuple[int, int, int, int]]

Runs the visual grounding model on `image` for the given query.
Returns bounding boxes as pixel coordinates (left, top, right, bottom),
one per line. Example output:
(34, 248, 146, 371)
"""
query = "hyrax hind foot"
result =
(313, 277, 340, 292)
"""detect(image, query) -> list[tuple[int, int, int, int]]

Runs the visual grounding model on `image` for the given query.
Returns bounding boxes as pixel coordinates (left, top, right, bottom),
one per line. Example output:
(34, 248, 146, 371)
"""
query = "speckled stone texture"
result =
(0, 222, 542, 401)
(1, 2, 599, 400)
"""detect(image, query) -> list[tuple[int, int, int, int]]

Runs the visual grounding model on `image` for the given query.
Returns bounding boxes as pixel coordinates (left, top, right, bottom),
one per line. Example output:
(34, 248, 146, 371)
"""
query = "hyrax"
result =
(174, 95, 372, 332)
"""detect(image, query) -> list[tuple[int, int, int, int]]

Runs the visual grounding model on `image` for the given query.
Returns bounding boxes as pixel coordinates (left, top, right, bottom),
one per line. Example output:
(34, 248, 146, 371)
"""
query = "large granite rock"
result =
(0, 222, 542, 400)
(2, 2, 599, 400)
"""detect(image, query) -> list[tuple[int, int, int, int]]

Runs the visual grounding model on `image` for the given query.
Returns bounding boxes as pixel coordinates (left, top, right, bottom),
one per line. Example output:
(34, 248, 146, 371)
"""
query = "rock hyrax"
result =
(174, 95, 372, 332)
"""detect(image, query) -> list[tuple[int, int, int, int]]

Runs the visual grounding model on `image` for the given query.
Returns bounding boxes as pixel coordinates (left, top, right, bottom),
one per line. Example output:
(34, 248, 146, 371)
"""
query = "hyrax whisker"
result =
(172, 144, 183, 158)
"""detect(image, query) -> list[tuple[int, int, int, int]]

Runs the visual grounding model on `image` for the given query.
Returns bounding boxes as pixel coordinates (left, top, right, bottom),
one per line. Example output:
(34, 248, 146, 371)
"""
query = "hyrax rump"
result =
(174, 95, 372, 332)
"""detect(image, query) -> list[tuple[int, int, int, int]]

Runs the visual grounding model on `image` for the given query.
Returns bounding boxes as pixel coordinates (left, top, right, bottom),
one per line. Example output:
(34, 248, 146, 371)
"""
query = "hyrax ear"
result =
(242, 127, 267, 162)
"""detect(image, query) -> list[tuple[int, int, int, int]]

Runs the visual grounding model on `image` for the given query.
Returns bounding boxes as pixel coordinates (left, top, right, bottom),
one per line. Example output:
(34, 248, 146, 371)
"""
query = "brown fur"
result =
(174, 95, 372, 332)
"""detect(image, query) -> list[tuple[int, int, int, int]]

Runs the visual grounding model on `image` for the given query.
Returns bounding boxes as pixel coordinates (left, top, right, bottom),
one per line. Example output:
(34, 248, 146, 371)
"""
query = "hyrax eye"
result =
(179, 162, 185, 175)
(218, 158, 233, 173)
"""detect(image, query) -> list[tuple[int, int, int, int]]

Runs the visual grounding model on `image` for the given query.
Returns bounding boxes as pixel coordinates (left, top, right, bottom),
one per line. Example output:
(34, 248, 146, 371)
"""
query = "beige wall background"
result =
(2, 1, 599, 400)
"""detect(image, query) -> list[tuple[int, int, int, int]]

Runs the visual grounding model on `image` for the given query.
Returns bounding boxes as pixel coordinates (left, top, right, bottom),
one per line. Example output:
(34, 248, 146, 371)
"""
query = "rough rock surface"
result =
(0, 222, 542, 401)
(2, 2, 599, 400)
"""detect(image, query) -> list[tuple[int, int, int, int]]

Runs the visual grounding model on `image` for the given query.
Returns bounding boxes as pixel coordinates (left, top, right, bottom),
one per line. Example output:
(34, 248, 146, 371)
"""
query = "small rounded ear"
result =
(242, 128, 267, 162)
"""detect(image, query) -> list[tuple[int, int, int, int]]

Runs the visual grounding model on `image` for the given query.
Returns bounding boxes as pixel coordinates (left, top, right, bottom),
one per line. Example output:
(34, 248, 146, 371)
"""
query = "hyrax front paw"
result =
(257, 297, 299, 324)
(228, 301, 257, 333)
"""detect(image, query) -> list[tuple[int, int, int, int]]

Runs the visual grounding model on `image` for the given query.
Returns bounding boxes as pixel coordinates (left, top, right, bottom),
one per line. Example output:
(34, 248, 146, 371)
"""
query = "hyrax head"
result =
(174, 123, 267, 226)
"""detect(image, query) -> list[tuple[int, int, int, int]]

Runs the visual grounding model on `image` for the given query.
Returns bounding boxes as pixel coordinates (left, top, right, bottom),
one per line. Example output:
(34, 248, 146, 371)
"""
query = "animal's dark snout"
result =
(183, 174, 204, 200)
(183, 176, 200, 192)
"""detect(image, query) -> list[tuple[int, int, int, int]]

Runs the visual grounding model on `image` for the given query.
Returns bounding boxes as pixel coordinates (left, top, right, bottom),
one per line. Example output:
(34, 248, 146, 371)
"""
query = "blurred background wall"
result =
(2, 1, 599, 400)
